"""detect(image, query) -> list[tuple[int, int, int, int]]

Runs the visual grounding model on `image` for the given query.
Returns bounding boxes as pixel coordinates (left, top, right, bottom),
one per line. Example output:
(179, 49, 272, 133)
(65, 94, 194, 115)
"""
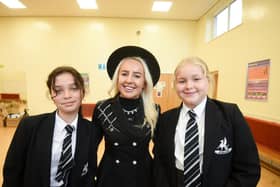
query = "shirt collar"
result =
(182, 96, 207, 119)
(55, 112, 78, 132)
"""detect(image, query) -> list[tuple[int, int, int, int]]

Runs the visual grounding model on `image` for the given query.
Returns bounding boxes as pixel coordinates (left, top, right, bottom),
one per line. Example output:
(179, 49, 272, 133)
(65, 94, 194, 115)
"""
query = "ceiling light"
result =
(152, 1, 173, 12)
(77, 0, 98, 9)
(0, 0, 26, 9)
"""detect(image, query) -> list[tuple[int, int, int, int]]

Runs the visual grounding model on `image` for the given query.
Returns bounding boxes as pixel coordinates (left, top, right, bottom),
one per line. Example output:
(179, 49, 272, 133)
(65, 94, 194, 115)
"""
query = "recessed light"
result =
(152, 1, 173, 12)
(77, 0, 98, 9)
(0, 0, 26, 9)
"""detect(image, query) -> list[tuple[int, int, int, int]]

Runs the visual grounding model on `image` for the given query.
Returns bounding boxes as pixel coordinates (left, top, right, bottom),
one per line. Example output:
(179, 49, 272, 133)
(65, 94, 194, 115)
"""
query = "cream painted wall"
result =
(196, 0, 280, 122)
(0, 71, 27, 99)
(1, 0, 279, 122)
(0, 17, 196, 114)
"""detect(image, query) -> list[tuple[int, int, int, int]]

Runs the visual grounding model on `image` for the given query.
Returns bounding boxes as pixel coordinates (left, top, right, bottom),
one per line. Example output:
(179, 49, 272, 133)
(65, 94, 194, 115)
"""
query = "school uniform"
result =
(92, 96, 155, 187)
(153, 98, 260, 187)
(2, 111, 96, 187)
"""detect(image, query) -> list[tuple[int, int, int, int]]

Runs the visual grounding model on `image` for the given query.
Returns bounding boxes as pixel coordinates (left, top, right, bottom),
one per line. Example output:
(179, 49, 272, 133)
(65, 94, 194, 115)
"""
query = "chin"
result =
(121, 94, 139, 99)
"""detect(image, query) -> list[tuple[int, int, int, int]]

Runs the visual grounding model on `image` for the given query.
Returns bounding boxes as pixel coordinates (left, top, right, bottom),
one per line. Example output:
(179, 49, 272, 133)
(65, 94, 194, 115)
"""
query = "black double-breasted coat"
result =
(2, 112, 97, 187)
(92, 97, 155, 187)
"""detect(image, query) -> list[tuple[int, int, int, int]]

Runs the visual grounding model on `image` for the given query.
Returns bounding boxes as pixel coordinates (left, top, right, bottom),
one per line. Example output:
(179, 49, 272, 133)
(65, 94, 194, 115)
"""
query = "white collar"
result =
(55, 112, 78, 132)
(182, 97, 207, 119)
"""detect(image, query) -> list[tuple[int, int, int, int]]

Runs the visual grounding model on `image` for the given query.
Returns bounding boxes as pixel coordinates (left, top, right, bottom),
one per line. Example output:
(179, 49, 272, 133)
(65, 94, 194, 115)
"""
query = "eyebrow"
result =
(120, 70, 143, 75)
(54, 82, 76, 88)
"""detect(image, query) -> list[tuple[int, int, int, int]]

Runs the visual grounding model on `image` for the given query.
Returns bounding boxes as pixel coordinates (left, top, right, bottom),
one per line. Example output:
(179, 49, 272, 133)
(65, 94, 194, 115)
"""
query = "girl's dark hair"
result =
(46, 66, 85, 96)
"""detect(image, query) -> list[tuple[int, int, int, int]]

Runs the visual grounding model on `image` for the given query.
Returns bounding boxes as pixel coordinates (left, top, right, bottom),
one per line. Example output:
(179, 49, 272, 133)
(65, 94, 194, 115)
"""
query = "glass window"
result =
(215, 8, 229, 37)
(229, 0, 242, 29)
(213, 0, 242, 38)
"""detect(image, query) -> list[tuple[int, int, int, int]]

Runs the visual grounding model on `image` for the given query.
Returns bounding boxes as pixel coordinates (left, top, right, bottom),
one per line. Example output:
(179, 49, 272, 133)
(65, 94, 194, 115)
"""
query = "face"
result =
(117, 58, 146, 99)
(51, 72, 83, 116)
(175, 63, 209, 109)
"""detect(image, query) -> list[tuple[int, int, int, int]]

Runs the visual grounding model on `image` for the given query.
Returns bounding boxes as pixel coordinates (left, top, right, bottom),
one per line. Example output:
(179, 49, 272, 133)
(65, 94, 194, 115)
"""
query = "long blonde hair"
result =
(108, 57, 158, 136)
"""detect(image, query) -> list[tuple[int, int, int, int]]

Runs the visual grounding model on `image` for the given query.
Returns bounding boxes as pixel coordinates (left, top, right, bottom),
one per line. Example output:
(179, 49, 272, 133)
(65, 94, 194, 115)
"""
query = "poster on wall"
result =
(245, 59, 270, 100)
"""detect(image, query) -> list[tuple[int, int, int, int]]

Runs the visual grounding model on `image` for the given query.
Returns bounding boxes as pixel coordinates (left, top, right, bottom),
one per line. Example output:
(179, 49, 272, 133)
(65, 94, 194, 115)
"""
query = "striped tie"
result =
(55, 125, 74, 184)
(184, 110, 201, 187)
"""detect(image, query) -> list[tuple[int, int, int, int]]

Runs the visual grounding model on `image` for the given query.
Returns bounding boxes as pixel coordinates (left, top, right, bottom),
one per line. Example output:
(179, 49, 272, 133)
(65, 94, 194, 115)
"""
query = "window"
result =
(229, 0, 242, 29)
(215, 8, 229, 37)
(214, 0, 242, 38)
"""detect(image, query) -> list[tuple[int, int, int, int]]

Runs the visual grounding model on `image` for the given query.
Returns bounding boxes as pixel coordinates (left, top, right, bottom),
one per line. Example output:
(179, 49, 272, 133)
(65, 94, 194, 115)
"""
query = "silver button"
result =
(132, 142, 137, 146)
(115, 159, 120, 164)
(132, 160, 137, 165)
(114, 142, 119, 146)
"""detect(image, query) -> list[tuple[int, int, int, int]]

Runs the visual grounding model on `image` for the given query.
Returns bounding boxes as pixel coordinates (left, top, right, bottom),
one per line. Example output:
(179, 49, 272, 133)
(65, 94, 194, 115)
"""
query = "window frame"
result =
(213, 0, 242, 38)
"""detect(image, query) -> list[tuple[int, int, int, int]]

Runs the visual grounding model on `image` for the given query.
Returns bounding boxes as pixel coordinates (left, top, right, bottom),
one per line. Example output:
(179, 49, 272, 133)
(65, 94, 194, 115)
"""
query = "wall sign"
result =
(245, 59, 270, 101)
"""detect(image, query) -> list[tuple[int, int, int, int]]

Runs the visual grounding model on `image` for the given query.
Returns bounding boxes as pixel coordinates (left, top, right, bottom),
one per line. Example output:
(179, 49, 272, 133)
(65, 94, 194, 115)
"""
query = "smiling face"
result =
(175, 62, 209, 109)
(51, 72, 83, 117)
(117, 58, 146, 99)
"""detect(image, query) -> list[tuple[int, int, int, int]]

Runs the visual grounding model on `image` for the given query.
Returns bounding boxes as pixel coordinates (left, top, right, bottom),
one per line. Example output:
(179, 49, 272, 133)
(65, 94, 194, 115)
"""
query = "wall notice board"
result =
(245, 59, 270, 101)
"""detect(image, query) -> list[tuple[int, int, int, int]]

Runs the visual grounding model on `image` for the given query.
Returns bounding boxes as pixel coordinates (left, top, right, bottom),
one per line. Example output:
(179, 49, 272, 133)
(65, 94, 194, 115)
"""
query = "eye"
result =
(70, 86, 79, 90)
(120, 72, 128, 76)
(134, 74, 142, 79)
(176, 79, 186, 84)
(54, 89, 63, 94)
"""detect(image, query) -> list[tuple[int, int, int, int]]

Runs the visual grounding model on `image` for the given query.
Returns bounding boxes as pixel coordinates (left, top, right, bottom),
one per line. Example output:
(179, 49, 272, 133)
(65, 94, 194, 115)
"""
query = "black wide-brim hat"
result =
(107, 46, 160, 86)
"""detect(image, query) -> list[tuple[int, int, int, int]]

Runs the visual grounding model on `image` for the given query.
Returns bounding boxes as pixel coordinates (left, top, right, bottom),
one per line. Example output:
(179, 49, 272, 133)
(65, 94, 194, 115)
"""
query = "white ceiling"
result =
(0, 0, 218, 20)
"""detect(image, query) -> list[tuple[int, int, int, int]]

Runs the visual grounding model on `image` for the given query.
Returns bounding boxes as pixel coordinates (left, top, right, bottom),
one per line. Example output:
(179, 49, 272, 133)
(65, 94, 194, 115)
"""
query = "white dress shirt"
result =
(174, 97, 207, 173)
(50, 112, 78, 187)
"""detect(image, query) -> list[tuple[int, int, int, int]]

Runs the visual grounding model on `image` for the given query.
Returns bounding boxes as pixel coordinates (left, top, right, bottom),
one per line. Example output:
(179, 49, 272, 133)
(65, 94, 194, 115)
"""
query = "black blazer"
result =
(153, 98, 260, 187)
(2, 111, 97, 187)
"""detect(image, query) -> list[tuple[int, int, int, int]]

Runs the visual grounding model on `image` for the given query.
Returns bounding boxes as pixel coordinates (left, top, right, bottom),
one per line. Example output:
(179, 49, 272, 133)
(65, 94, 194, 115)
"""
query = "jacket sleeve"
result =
(225, 104, 261, 187)
(2, 117, 33, 187)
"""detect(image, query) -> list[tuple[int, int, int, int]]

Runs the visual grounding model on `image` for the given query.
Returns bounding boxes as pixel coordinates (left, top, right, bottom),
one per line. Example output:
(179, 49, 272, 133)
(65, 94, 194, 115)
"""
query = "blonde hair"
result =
(174, 56, 215, 97)
(174, 57, 209, 78)
(108, 57, 158, 136)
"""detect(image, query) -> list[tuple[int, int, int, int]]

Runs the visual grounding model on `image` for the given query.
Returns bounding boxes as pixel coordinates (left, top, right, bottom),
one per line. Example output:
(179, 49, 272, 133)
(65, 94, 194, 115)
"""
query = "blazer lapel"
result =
(37, 112, 56, 186)
(70, 115, 90, 182)
(159, 104, 181, 173)
(163, 105, 181, 186)
(202, 99, 223, 176)
(74, 115, 90, 163)
(168, 106, 181, 158)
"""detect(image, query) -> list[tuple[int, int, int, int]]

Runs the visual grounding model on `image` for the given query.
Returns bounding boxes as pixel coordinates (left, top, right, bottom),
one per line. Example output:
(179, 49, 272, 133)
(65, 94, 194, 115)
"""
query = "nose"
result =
(185, 81, 193, 89)
(125, 75, 133, 83)
(63, 89, 71, 98)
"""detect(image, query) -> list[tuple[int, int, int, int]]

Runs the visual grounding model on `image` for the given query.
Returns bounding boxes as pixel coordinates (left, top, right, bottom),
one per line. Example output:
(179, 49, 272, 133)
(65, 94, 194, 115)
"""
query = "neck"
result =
(57, 111, 78, 124)
(119, 96, 141, 110)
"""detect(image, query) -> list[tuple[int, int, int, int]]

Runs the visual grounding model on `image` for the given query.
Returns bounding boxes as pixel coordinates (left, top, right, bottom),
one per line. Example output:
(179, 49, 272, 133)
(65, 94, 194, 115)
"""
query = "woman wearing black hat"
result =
(91, 46, 161, 187)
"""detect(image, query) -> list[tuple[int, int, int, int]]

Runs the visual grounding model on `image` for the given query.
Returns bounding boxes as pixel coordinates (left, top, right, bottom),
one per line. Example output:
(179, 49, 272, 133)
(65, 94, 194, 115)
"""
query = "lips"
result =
(184, 91, 196, 96)
(123, 85, 136, 92)
(62, 101, 76, 106)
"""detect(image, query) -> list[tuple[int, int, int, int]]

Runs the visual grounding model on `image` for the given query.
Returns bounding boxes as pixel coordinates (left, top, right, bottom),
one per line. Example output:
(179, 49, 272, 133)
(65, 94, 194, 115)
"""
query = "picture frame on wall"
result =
(245, 59, 270, 101)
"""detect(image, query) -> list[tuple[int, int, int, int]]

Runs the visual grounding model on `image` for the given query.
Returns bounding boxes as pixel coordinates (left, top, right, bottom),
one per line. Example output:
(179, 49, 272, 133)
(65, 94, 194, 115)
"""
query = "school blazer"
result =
(153, 98, 260, 187)
(2, 111, 97, 187)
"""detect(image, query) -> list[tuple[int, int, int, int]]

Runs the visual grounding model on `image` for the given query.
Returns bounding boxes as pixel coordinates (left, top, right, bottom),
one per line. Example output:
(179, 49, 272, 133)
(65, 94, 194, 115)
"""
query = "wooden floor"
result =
(1, 125, 279, 186)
